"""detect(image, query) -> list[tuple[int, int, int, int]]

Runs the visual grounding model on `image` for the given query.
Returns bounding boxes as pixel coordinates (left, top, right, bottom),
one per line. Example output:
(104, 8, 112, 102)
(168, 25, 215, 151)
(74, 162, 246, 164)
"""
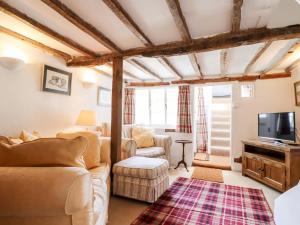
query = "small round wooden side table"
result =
(174, 139, 192, 172)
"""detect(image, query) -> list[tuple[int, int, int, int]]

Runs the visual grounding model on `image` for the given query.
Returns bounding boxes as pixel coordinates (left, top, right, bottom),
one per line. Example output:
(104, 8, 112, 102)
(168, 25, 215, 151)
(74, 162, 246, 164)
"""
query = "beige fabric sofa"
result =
(122, 125, 172, 165)
(0, 133, 111, 225)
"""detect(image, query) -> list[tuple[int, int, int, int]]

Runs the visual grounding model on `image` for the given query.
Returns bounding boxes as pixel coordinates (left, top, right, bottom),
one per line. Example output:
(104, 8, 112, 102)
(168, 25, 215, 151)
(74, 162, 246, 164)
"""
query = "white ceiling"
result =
(1, 0, 300, 81)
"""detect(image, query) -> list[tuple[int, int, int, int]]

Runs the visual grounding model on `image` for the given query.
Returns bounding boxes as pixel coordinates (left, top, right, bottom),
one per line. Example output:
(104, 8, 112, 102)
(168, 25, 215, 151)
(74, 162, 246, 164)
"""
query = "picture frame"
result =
(97, 87, 111, 106)
(294, 81, 300, 106)
(42, 65, 72, 95)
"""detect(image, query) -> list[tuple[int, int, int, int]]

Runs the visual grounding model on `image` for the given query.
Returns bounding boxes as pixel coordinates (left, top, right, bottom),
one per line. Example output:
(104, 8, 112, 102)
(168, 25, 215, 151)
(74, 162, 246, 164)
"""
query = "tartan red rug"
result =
(131, 177, 275, 225)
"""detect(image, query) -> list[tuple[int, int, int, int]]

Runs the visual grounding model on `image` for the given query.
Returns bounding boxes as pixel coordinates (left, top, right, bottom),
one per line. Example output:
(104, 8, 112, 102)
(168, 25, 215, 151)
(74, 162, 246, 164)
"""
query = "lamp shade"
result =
(76, 110, 96, 126)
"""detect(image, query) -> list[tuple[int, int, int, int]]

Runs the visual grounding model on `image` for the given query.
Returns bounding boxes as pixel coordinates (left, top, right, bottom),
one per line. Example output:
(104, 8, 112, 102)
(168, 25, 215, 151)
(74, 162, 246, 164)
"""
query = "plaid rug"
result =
(131, 177, 275, 225)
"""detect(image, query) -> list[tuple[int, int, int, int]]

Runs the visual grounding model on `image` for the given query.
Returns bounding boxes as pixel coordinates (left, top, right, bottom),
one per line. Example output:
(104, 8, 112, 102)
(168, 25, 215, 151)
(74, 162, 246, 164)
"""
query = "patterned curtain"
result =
(176, 85, 192, 133)
(123, 88, 135, 125)
(196, 87, 208, 153)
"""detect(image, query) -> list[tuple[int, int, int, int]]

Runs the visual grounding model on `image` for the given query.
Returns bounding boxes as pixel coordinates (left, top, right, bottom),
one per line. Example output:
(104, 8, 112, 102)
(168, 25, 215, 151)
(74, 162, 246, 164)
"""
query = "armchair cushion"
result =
(136, 147, 165, 158)
(0, 137, 87, 168)
(57, 131, 101, 169)
(132, 127, 154, 148)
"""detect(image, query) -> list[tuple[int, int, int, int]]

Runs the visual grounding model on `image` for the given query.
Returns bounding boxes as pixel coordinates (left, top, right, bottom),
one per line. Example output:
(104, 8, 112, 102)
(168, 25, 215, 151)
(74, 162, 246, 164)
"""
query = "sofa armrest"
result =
(99, 137, 111, 165)
(121, 138, 137, 160)
(153, 135, 172, 163)
(0, 167, 93, 217)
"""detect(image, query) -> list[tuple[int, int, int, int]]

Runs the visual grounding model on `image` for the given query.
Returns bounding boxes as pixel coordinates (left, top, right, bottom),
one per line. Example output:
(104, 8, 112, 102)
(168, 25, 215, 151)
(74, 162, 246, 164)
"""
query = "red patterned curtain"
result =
(123, 88, 135, 125)
(196, 87, 208, 153)
(176, 85, 192, 133)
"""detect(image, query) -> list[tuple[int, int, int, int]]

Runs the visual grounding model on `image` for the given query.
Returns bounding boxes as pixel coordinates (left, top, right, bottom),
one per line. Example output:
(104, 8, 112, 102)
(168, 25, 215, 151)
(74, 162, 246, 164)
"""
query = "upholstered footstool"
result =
(113, 156, 169, 203)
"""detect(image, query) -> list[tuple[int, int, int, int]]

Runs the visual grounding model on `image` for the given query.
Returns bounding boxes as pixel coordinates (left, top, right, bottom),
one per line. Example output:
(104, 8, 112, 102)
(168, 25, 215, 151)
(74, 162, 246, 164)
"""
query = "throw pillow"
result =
(0, 137, 87, 167)
(19, 130, 40, 142)
(56, 131, 101, 169)
(132, 127, 154, 148)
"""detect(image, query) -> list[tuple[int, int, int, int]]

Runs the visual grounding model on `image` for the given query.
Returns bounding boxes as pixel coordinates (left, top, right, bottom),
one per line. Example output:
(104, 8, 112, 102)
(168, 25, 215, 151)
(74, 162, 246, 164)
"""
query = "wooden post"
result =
(111, 57, 123, 166)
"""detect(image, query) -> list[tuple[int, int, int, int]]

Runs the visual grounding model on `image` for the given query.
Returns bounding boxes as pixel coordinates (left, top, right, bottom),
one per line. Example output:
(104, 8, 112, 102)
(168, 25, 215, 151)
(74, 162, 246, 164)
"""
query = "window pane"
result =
(135, 89, 149, 125)
(241, 84, 255, 98)
(150, 89, 165, 125)
(166, 87, 178, 125)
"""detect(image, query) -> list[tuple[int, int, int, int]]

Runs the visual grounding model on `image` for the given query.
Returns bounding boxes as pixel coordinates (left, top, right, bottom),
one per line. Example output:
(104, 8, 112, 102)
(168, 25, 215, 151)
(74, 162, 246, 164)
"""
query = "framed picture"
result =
(294, 81, 300, 106)
(97, 87, 111, 106)
(42, 65, 72, 95)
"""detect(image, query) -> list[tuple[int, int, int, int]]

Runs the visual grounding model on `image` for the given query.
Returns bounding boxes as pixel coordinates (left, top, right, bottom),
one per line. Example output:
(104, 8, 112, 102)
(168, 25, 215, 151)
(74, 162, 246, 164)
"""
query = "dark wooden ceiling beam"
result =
(220, 49, 229, 76)
(263, 40, 300, 74)
(286, 57, 300, 72)
(165, 0, 203, 77)
(127, 59, 163, 81)
(0, 26, 71, 61)
(66, 25, 300, 67)
(103, 0, 182, 80)
(244, 42, 272, 74)
(127, 72, 290, 86)
(232, 0, 243, 32)
(41, 0, 121, 52)
(172, 72, 290, 84)
(102, 0, 151, 46)
(0, 1, 96, 56)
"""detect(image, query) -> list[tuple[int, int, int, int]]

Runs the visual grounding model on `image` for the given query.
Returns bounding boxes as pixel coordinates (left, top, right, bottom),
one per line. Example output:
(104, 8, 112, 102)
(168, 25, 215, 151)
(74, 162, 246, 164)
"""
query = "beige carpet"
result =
(191, 167, 224, 183)
(193, 153, 231, 170)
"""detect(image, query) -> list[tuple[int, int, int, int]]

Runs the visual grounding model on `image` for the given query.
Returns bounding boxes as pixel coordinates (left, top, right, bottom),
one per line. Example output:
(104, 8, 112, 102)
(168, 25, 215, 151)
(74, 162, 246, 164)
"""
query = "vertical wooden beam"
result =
(220, 49, 229, 76)
(111, 57, 123, 165)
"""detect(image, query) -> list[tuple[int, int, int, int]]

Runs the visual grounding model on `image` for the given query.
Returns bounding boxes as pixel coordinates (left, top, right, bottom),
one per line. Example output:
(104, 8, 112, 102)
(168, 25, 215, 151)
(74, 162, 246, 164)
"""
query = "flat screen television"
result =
(258, 112, 295, 142)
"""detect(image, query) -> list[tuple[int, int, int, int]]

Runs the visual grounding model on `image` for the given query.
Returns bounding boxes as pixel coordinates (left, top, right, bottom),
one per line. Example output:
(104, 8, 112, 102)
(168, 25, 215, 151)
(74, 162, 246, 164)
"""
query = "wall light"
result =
(82, 69, 97, 88)
(0, 46, 26, 70)
(0, 57, 25, 70)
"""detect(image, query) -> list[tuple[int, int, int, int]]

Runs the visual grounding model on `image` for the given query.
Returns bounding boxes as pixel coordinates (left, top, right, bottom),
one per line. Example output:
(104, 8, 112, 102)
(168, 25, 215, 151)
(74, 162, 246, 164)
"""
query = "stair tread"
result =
(211, 146, 231, 150)
(211, 137, 230, 141)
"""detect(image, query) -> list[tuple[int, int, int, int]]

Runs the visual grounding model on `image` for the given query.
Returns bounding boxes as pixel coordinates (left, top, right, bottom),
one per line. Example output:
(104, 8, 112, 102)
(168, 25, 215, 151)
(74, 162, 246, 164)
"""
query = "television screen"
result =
(258, 112, 295, 142)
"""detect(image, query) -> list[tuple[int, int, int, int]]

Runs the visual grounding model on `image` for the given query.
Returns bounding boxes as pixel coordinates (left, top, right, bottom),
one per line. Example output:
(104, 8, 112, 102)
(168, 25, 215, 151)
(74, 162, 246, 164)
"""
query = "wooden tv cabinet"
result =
(242, 140, 300, 192)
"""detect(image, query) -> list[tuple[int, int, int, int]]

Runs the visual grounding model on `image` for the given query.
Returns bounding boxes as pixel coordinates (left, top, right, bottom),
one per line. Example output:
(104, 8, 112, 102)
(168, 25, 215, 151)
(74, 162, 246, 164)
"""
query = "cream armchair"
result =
(122, 125, 172, 164)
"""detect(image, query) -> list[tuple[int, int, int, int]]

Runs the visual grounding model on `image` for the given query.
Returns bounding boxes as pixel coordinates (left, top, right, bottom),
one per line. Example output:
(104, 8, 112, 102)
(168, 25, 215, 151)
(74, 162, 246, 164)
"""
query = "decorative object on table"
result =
(97, 87, 111, 106)
(42, 65, 72, 95)
(131, 177, 275, 225)
(174, 139, 192, 172)
(76, 110, 96, 129)
(294, 81, 300, 106)
(191, 167, 224, 183)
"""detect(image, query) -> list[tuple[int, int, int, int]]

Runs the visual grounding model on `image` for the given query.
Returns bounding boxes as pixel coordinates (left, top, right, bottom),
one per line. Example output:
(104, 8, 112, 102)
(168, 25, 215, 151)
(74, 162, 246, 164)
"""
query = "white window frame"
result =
(240, 83, 255, 99)
(135, 87, 177, 128)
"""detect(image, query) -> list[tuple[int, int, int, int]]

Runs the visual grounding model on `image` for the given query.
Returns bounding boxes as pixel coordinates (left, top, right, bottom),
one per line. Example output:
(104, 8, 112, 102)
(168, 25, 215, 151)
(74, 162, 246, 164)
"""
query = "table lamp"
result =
(76, 110, 96, 130)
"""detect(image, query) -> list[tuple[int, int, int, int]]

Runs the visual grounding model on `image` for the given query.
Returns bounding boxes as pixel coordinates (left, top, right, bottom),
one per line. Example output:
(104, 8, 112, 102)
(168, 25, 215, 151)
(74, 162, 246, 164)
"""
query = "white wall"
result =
(292, 67, 300, 130)
(231, 77, 294, 171)
(0, 34, 112, 137)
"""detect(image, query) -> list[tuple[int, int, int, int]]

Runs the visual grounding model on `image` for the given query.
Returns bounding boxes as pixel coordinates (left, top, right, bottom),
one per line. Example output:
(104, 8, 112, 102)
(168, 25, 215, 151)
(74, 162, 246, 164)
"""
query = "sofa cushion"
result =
(19, 130, 40, 142)
(0, 167, 92, 217)
(136, 147, 165, 158)
(89, 163, 110, 183)
(57, 131, 101, 169)
(113, 156, 169, 179)
(0, 137, 87, 167)
(132, 127, 154, 148)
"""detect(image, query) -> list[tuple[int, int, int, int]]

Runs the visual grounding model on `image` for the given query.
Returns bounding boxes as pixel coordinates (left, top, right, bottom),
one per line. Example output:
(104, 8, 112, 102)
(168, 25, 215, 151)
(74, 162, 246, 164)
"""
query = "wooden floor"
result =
(192, 153, 231, 170)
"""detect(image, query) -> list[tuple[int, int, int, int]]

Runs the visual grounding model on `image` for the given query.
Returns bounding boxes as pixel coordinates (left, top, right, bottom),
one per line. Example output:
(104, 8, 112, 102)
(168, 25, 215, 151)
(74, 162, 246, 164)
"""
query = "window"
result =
(135, 87, 178, 127)
(240, 83, 255, 98)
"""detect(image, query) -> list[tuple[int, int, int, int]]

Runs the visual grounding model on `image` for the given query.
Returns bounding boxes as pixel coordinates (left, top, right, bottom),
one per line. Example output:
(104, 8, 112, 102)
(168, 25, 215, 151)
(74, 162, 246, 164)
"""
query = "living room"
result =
(0, 0, 300, 225)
